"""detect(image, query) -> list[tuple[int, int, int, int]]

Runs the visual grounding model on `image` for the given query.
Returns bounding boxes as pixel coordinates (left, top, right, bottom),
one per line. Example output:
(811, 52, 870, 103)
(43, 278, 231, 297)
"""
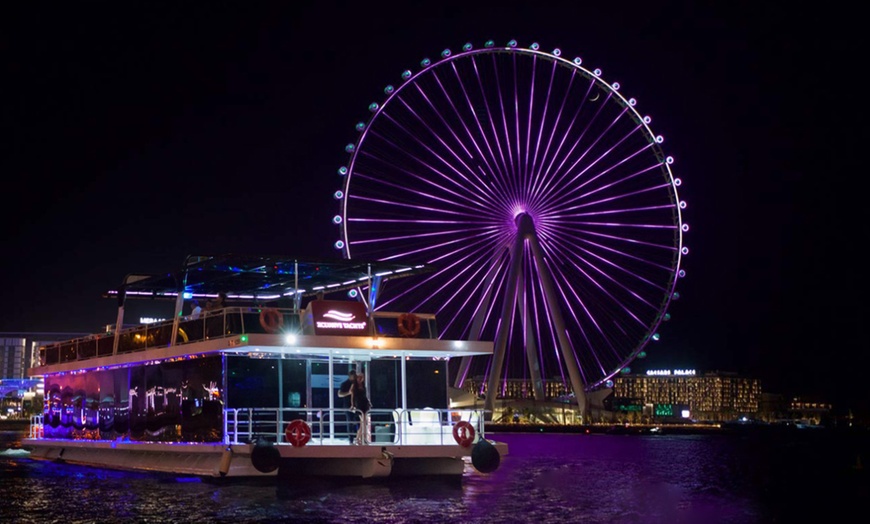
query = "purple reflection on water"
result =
(1, 430, 867, 523)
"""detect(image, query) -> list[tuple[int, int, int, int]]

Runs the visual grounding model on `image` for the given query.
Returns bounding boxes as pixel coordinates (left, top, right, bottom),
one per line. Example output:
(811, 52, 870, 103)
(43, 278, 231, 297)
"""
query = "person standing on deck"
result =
(351, 370, 371, 444)
(337, 368, 357, 443)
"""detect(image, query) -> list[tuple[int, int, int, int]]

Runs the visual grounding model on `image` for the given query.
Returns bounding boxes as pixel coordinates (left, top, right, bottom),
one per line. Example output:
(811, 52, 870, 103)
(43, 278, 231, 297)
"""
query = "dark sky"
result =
(2, 3, 865, 412)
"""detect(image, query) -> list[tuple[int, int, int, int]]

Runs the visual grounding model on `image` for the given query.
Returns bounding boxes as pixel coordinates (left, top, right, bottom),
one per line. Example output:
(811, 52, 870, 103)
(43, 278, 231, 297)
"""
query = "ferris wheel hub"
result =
(515, 212, 536, 236)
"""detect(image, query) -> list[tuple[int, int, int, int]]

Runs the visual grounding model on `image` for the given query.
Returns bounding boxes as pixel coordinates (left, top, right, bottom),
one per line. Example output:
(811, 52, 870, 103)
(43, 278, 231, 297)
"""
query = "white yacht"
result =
(23, 254, 506, 479)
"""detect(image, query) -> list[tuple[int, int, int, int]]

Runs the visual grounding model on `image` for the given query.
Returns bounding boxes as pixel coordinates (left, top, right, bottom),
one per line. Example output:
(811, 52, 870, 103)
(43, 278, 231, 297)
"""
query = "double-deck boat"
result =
(23, 254, 506, 479)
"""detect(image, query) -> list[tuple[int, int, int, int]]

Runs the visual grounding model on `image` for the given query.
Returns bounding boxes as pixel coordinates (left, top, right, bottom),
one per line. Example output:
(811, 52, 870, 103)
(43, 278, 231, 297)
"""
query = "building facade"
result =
(612, 369, 762, 421)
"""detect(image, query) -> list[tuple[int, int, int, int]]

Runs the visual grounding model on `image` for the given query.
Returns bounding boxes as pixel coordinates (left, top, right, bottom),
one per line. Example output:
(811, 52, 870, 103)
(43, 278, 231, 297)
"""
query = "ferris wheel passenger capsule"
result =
(334, 240, 345, 250)
(333, 190, 344, 200)
(402, 70, 412, 80)
(441, 49, 451, 58)
(552, 48, 561, 56)
(463, 43, 473, 51)
(530, 42, 540, 50)
(508, 40, 517, 47)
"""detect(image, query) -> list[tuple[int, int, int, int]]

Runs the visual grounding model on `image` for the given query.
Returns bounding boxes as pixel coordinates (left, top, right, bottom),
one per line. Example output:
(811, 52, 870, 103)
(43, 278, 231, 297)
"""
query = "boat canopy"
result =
(104, 253, 434, 303)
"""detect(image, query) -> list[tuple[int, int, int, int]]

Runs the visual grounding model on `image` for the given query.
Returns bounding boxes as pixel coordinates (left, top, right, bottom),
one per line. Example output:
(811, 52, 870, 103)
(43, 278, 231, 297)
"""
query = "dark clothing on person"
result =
(351, 381, 370, 414)
(339, 377, 354, 408)
(338, 371, 356, 442)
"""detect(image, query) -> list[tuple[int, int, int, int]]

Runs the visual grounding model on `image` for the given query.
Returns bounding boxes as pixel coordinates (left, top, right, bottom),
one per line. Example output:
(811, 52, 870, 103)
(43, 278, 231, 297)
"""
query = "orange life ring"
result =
(452, 420, 475, 448)
(284, 419, 311, 447)
(259, 308, 284, 333)
(397, 313, 421, 337)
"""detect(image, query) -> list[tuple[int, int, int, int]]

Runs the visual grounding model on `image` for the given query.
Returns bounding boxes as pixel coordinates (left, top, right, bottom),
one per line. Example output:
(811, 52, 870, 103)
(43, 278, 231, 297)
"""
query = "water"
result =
(2, 428, 867, 523)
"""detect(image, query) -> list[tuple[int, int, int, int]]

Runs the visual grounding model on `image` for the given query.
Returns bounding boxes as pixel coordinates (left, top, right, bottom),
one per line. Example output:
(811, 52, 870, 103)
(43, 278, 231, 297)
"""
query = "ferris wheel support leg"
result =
(527, 234, 588, 423)
(454, 247, 507, 389)
(484, 236, 525, 417)
(522, 288, 546, 402)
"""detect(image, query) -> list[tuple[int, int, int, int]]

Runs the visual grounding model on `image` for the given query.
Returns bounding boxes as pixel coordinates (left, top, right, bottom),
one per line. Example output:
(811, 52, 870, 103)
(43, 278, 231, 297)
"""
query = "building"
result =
(611, 369, 762, 422)
(1, 332, 87, 418)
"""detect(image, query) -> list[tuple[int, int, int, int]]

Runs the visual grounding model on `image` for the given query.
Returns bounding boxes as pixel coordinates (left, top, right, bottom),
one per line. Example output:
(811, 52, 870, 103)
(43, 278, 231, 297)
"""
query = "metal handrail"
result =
(223, 407, 487, 446)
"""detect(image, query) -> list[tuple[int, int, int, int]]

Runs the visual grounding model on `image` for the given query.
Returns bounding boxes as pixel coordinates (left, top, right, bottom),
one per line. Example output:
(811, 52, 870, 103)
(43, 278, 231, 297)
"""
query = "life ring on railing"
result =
(284, 419, 312, 447)
(259, 308, 284, 333)
(453, 420, 475, 448)
(397, 313, 421, 337)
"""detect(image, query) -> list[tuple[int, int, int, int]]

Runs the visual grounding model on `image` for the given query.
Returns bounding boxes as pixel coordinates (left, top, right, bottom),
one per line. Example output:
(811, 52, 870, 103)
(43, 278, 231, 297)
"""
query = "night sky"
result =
(3, 3, 865, 413)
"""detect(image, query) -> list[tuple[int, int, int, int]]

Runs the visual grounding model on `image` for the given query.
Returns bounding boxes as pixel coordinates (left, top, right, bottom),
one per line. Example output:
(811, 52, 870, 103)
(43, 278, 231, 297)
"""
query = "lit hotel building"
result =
(611, 369, 762, 421)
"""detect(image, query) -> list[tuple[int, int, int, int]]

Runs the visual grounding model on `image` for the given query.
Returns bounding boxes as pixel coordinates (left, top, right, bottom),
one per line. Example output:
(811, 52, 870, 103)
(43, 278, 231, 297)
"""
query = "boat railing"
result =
(38, 308, 438, 367)
(224, 407, 486, 446)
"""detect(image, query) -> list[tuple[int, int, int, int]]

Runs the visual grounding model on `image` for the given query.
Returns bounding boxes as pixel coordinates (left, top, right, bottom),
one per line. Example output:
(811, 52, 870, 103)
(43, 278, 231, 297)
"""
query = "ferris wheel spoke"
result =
(546, 225, 676, 288)
(537, 105, 637, 209)
(528, 59, 564, 199)
(533, 75, 595, 197)
(546, 259, 628, 374)
(469, 56, 513, 189)
(542, 124, 653, 212)
(369, 116, 493, 203)
(536, 83, 612, 202)
(423, 64, 510, 190)
(491, 53, 521, 200)
(357, 148, 504, 216)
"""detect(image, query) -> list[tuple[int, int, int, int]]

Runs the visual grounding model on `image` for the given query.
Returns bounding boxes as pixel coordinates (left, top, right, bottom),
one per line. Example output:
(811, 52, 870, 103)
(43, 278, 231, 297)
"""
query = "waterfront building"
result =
(0, 332, 85, 418)
(612, 369, 761, 422)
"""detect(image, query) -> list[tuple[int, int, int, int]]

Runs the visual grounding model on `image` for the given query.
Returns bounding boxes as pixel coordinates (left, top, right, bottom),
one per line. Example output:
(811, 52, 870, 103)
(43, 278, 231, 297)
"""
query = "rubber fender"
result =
(250, 439, 280, 474)
(471, 438, 500, 473)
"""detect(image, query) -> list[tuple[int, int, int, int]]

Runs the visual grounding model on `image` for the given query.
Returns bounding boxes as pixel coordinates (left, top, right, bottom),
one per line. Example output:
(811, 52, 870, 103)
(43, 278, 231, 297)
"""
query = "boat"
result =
(23, 254, 507, 479)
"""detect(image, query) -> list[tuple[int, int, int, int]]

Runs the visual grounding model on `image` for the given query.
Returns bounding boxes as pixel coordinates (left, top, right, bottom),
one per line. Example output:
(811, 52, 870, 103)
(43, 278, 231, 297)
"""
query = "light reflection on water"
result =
(1, 429, 867, 523)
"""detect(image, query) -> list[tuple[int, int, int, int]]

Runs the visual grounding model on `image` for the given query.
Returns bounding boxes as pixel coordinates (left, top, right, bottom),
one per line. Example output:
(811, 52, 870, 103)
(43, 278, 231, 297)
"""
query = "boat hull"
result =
(21, 438, 508, 479)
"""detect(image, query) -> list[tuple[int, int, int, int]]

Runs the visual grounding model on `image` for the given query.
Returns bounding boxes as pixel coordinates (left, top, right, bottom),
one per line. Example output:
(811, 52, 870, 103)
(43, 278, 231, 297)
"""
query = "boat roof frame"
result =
(104, 253, 434, 303)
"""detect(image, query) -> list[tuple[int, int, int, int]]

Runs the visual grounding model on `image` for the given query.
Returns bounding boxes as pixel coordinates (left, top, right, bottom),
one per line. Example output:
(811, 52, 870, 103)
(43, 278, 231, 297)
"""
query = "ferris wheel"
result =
(331, 40, 688, 414)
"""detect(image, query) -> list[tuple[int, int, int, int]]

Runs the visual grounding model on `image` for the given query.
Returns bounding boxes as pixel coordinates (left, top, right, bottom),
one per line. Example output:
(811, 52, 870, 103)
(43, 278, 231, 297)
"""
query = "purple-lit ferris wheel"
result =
(332, 40, 688, 415)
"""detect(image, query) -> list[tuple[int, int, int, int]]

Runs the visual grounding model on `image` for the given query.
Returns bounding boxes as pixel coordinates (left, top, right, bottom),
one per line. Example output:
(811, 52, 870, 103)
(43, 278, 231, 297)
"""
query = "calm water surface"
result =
(1, 428, 866, 523)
